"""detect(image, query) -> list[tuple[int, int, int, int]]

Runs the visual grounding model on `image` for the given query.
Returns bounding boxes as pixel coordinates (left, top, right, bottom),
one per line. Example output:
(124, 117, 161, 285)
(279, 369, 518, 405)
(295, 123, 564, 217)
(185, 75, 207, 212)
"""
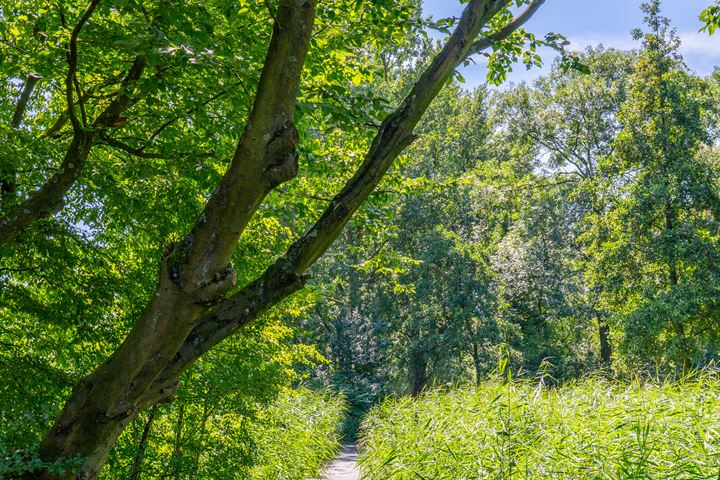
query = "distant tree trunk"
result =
(597, 316, 612, 366)
(665, 202, 691, 373)
(463, 318, 483, 385)
(129, 406, 157, 480)
(409, 349, 428, 397)
(190, 408, 211, 477)
(471, 341, 483, 386)
(666, 203, 679, 287)
(168, 404, 185, 479)
(591, 204, 613, 368)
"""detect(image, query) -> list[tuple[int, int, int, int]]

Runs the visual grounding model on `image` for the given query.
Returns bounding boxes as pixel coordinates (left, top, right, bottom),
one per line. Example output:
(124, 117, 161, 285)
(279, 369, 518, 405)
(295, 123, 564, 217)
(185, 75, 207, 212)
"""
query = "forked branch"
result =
(466, 0, 545, 57)
(148, 0, 548, 389)
(0, 55, 146, 248)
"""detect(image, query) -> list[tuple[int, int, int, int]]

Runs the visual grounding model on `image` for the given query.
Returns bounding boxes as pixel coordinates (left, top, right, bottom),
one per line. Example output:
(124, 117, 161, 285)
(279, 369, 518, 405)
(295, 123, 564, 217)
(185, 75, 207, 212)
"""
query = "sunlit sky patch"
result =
(422, 0, 720, 87)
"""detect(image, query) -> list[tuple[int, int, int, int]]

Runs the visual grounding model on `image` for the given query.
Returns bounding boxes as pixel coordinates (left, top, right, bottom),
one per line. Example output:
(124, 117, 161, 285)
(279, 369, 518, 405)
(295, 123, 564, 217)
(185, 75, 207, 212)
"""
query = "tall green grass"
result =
(359, 376, 720, 479)
(95, 388, 343, 480)
(248, 388, 345, 479)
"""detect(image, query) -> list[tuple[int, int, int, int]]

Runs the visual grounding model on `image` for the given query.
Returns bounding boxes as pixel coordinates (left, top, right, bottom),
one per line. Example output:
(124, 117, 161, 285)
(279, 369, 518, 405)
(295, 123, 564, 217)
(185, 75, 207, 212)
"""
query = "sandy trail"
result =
(317, 443, 361, 480)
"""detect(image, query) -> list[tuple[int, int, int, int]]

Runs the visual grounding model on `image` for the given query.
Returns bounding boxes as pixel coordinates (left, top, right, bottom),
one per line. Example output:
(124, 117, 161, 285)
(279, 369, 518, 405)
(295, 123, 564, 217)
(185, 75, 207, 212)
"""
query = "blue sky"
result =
(422, 0, 720, 87)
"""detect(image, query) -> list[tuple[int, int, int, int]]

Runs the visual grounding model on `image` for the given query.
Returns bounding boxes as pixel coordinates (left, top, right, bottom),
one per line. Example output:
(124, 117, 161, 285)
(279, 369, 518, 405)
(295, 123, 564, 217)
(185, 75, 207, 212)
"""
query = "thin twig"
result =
(65, 0, 102, 133)
(466, 0, 546, 58)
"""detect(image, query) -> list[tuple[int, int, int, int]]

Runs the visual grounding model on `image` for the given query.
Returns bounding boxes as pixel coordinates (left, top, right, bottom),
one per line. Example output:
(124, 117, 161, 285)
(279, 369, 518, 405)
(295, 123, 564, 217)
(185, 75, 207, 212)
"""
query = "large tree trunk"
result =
(27, 1, 545, 477)
(33, 2, 318, 477)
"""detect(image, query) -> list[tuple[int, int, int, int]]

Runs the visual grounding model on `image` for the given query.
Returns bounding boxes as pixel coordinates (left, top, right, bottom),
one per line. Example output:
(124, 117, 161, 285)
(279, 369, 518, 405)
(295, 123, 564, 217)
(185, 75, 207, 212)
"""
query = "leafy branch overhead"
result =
(426, 0, 587, 85)
(700, 1, 720, 34)
(0, 0, 148, 248)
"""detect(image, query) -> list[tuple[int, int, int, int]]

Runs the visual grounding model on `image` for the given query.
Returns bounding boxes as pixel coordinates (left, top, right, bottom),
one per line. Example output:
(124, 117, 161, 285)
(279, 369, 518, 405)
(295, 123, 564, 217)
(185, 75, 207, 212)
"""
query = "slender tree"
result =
(590, 1, 720, 371)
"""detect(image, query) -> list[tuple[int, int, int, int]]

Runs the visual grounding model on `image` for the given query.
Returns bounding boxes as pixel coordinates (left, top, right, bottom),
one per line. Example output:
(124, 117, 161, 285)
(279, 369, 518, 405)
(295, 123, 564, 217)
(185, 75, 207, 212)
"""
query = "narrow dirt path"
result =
(317, 443, 361, 480)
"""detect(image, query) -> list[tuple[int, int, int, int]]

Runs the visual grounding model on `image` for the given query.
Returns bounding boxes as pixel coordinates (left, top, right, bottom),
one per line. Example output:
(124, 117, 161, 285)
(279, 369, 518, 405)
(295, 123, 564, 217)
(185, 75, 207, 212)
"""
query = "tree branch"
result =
(0, 56, 146, 248)
(11, 73, 42, 129)
(147, 0, 518, 389)
(466, 0, 545, 58)
(175, 0, 318, 290)
(92, 55, 147, 129)
(142, 90, 229, 150)
(99, 135, 166, 159)
(65, 0, 102, 133)
(2, 73, 42, 203)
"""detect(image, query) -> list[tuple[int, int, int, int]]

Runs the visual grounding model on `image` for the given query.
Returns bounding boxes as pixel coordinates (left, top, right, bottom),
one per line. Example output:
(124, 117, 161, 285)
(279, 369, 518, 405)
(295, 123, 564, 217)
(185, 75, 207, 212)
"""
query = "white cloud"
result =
(564, 31, 719, 76)
(567, 31, 720, 58)
(677, 32, 720, 57)
(462, 31, 718, 89)
(568, 34, 636, 52)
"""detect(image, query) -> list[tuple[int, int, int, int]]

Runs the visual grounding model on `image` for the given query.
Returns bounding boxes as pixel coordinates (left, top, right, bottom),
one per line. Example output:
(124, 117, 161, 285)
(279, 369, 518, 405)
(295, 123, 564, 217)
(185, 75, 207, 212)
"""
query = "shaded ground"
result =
(318, 443, 361, 480)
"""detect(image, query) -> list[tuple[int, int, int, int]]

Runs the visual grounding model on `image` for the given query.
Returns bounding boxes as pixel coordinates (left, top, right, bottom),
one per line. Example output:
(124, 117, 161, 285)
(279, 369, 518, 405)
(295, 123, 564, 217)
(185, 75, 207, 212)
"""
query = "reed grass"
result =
(359, 375, 720, 479)
(248, 388, 344, 479)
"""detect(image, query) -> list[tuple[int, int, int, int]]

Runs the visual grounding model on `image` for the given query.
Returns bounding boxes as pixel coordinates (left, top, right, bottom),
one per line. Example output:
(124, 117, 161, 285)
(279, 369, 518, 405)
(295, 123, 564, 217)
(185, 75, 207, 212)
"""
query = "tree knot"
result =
(193, 263, 237, 306)
(264, 122, 299, 187)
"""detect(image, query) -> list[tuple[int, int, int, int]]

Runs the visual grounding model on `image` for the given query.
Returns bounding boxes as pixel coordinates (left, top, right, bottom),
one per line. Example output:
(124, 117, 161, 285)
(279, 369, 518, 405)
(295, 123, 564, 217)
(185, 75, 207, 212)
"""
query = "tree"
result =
(1, 0, 552, 477)
(305, 62, 501, 419)
(384, 86, 510, 392)
(313, 84, 514, 396)
(493, 48, 635, 370)
(700, 2, 720, 34)
(588, 1, 720, 372)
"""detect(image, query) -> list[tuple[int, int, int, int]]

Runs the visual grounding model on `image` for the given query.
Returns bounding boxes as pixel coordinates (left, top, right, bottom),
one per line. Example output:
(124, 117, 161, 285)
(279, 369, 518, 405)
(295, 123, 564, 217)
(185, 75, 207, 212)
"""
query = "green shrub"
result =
(359, 375, 720, 479)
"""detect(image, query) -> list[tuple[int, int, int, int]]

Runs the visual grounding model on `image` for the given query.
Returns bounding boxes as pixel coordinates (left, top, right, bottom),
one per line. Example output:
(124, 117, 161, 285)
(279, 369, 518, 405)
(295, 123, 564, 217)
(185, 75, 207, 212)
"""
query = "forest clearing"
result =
(1, 0, 720, 478)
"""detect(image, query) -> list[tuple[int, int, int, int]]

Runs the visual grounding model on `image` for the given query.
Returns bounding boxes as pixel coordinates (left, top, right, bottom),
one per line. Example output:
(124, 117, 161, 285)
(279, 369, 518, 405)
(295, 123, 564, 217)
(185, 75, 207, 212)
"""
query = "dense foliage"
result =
(306, 1, 720, 433)
(4, 388, 343, 479)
